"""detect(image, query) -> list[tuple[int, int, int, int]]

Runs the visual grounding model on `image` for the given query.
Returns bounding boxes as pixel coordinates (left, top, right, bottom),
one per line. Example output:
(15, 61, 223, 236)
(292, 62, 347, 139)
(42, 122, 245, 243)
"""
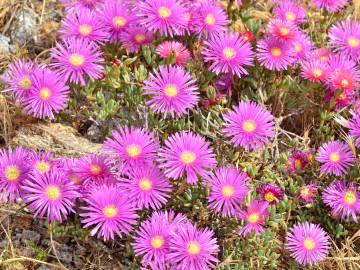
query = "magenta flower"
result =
(311, 0, 348, 12)
(80, 185, 138, 240)
(348, 112, 360, 148)
(223, 101, 275, 151)
(119, 165, 172, 210)
(158, 132, 216, 184)
(215, 73, 234, 96)
(168, 222, 219, 270)
(273, 0, 307, 25)
(100, 0, 136, 43)
(73, 154, 113, 187)
(206, 167, 249, 217)
(120, 25, 154, 53)
(59, 9, 108, 44)
(287, 149, 311, 173)
(22, 171, 79, 223)
(316, 140, 355, 176)
(143, 65, 199, 117)
(257, 183, 284, 205)
(0, 147, 31, 203)
(238, 200, 269, 236)
(299, 183, 318, 203)
(137, 0, 187, 37)
(51, 38, 104, 85)
(301, 59, 329, 83)
(202, 32, 254, 77)
(61, 158, 83, 187)
(257, 36, 296, 71)
(292, 32, 313, 62)
(311, 48, 333, 63)
(29, 151, 57, 175)
(103, 127, 159, 174)
(2, 59, 35, 101)
(322, 180, 360, 223)
(59, 0, 104, 11)
(23, 67, 70, 119)
(267, 19, 299, 42)
(329, 20, 360, 62)
(325, 54, 360, 93)
(286, 222, 330, 265)
(156, 41, 191, 65)
(192, 0, 229, 38)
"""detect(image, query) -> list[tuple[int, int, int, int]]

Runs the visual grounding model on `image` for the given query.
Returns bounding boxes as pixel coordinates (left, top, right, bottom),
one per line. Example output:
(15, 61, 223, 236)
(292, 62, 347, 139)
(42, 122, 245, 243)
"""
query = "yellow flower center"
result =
(223, 47, 237, 60)
(135, 34, 146, 43)
(187, 241, 201, 255)
(271, 47, 282, 57)
(103, 205, 118, 218)
(320, 56, 328, 62)
(300, 187, 309, 197)
(39, 87, 52, 101)
(126, 144, 142, 158)
(158, 6, 171, 19)
(294, 43, 302, 53)
(222, 185, 235, 198)
(329, 152, 340, 163)
(341, 79, 349, 88)
(151, 235, 165, 249)
(45, 185, 61, 201)
(303, 237, 315, 251)
(20, 76, 32, 90)
(344, 191, 357, 205)
(90, 164, 102, 175)
(205, 13, 216, 25)
(164, 84, 178, 97)
(280, 27, 289, 36)
(242, 120, 256, 133)
(139, 177, 153, 191)
(5, 166, 20, 181)
(180, 151, 196, 165)
(313, 68, 323, 78)
(112, 16, 127, 28)
(264, 192, 275, 203)
(36, 161, 51, 174)
(348, 37, 360, 48)
(294, 159, 302, 170)
(247, 213, 259, 224)
(70, 174, 81, 185)
(285, 12, 296, 21)
(79, 24, 92, 37)
(69, 53, 85, 67)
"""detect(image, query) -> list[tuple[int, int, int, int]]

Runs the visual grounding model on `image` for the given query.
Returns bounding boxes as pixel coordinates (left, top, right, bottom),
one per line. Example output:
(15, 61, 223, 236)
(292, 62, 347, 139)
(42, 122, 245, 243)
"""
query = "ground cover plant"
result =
(0, 0, 360, 269)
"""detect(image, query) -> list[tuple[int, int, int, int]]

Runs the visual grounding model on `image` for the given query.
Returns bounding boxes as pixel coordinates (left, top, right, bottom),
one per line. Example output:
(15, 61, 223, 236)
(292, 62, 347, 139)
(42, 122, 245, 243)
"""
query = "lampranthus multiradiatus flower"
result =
(202, 32, 254, 77)
(136, 0, 187, 37)
(206, 167, 249, 217)
(329, 20, 360, 62)
(223, 101, 275, 151)
(287, 149, 311, 173)
(299, 183, 318, 203)
(103, 127, 159, 174)
(100, 0, 136, 43)
(168, 222, 219, 270)
(158, 131, 216, 184)
(311, 47, 333, 63)
(1, 59, 36, 102)
(273, 0, 307, 25)
(120, 26, 154, 53)
(292, 31, 313, 62)
(29, 151, 57, 175)
(0, 147, 31, 203)
(348, 111, 360, 148)
(119, 165, 172, 210)
(300, 59, 329, 83)
(59, 0, 104, 11)
(156, 41, 191, 65)
(267, 19, 299, 42)
(322, 180, 360, 223)
(316, 140, 355, 176)
(59, 9, 108, 44)
(238, 200, 269, 236)
(256, 36, 296, 71)
(23, 67, 70, 119)
(80, 185, 138, 240)
(311, 0, 348, 13)
(143, 65, 199, 118)
(22, 171, 79, 223)
(286, 222, 330, 266)
(192, 0, 229, 38)
(257, 183, 284, 205)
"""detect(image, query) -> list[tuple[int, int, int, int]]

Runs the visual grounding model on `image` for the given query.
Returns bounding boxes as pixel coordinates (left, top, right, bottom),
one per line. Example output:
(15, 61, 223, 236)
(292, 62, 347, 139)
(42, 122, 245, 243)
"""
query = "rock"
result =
(10, 122, 102, 157)
(21, 229, 41, 243)
(10, 9, 38, 46)
(56, 244, 73, 264)
(0, 34, 14, 54)
(86, 124, 103, 143)
(36, 265, 50, 270)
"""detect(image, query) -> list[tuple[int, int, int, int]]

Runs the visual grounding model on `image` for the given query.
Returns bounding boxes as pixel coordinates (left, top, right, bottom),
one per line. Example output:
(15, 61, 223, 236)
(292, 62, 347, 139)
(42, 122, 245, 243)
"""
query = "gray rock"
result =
(10, 9, 38, 45)
(21, 230, 41, 243)
(57, 244, 73, 264)
(0, 34, 13, 54)
(87, 124, 103, 142)
(36, 265, 50, 270)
